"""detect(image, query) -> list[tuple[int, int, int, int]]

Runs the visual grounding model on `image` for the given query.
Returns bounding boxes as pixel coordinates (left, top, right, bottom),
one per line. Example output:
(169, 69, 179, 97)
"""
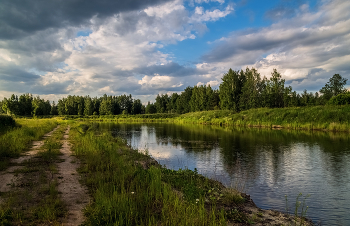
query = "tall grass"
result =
(0, 118, 58, 170)
(70, 123, 251, 225)
(174, 105, 350, 132)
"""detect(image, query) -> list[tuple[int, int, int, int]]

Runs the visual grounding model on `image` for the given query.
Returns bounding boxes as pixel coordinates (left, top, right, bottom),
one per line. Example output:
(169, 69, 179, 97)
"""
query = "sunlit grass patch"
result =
(0, 118, 58, 171)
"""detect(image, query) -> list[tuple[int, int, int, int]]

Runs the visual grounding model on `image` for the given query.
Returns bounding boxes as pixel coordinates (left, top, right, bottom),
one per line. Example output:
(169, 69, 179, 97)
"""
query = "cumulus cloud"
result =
(191, 4, 233, 22)
(0, 0, 172, 40)
(202, 0, 350, 91)
(0, 0, 234, 102)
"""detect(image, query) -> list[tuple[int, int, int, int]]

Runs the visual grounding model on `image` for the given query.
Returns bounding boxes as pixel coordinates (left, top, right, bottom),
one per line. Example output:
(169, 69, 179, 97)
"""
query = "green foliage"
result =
(176, 86, 193, 114)
(0, 115, 15, 127)
(1, 70, 347, 118)
(320, 74, 348, 101)
(145, 102, 157, 114)
(328, 92, 350, 105)
(154, 94, 169, 113)
(219, 68, 244, 111)
(239, 68, 264, 110)
(174, 106, 350, 132)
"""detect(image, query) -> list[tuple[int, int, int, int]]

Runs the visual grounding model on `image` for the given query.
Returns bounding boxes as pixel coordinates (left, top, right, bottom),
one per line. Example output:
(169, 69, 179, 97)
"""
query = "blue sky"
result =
(0, 0, 349, 103)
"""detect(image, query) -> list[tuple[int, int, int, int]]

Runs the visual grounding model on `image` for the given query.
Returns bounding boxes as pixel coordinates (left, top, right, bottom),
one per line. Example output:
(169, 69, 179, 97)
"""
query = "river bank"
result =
(0, 118, 330, 225)
(57, 105, 350, 132)
(69, 122, 314, 225)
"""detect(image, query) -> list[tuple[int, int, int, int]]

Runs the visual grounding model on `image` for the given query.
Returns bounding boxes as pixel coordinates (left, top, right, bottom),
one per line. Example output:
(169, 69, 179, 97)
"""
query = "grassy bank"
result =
(173, 105, 350, 132)
(0, 118, 58, 170)
(70, 123, 259, 225)
(58, 105, 350, 132)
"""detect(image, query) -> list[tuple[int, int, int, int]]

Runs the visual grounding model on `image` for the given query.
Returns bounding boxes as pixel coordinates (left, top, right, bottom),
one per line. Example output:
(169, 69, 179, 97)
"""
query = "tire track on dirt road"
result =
(57, 126, 90, 226)
(0, 126, 59, 204)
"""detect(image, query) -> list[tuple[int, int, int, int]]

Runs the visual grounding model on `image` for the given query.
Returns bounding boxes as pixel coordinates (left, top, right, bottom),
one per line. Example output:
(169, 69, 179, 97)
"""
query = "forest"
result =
(0, 68, 349, 116)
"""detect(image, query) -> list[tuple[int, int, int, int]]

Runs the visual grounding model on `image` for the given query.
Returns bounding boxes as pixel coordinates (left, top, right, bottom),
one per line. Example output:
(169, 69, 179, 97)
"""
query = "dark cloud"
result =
(29, 82, 71, 95)
(135, 62, 203, 77)
(0, 66, 40, 83)
(0, 0, 171, 40)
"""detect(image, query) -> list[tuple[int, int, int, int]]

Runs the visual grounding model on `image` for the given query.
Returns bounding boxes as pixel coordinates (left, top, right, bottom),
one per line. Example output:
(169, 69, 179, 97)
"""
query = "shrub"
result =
(328, 93, 350, 105)
(0, 115, 16, 127)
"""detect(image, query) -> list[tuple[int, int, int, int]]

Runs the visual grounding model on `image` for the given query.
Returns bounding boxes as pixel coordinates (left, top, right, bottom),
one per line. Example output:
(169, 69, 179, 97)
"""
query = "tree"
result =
(176, 86, 193, 114)
(320, 74, 348, 102)
(131, 99, 143, 114)
(99, 97, 113, 115)
(268, 69, 285, 108)
(154, 94, 169, 113)
(118, 94, 133, 114)
(145, 102, 156, 114)
(239, 68, 263, 110)
(19, 93, 33, 115)
(219, 69, 244, 111)
(167, 93, 179, 113)
(84, 96, 93, 116)
(50, 101, 58, 115)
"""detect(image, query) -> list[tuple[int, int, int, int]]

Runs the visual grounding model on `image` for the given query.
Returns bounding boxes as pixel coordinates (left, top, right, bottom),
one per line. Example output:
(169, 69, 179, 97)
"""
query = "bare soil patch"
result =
(57, 126, 89, 226)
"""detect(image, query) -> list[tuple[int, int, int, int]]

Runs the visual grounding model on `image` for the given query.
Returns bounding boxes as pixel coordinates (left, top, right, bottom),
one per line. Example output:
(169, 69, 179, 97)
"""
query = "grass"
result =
(285, 193, 311, 226)
(70, 122, 251, 225)
(0, 124, 67, 225)
(0, 118, 58, 171)
(173, 105, 350, 132)
(56, 105, 350, 132)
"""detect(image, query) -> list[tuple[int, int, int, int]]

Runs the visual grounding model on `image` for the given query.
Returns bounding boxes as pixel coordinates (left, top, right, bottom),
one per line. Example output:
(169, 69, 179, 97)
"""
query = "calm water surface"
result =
(99, 123, 350, 225)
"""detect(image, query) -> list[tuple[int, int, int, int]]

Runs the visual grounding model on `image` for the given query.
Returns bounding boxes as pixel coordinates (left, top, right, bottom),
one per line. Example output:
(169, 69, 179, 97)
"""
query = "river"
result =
(98, 122, 350, 225)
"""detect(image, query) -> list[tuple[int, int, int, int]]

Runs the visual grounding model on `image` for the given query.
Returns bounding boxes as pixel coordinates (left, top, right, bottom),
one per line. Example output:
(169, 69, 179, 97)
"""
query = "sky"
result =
(0, 0, 349, 104)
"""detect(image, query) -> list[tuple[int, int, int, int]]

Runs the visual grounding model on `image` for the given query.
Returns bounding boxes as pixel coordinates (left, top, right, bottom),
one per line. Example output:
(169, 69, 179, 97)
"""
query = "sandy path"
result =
(0, 126, 59, 202)
(57, 126, 89, 226)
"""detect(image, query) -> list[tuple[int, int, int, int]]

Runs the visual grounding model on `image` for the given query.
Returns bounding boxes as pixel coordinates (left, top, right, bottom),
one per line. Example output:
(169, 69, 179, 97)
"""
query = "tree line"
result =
(0, 94, 144, 116)
(0, 68, 348, 116)
(148, 68, 348, 114)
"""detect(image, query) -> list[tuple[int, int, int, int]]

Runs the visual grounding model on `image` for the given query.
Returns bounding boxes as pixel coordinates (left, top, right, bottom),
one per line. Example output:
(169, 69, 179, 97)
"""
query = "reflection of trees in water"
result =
(98, 122, 350, 187)
(152, 123, 350, 187)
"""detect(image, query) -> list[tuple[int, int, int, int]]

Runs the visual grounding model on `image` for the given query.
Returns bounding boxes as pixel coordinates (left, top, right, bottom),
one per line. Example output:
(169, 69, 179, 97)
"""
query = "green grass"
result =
(0, 125, 67, 225)
(0, 118, 59, 171)
(59, 105, 350, 132)
(173, 105, 350, 132)
(70, 122, 250, 225)
(61, 113, 179, 121)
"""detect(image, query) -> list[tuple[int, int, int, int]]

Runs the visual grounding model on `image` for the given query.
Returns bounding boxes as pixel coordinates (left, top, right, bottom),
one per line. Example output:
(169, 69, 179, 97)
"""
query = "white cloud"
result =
(190, 5, 233, 22)
(202, 0, 350, 91)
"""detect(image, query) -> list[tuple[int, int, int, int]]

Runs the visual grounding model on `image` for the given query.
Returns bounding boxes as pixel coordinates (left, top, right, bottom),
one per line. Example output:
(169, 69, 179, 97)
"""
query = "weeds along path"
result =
(57, 126, 89, 226)
(0, 126, 60, 201)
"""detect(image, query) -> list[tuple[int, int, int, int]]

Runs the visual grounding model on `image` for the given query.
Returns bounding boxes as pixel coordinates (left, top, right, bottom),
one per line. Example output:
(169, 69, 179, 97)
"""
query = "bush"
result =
(328, 93, 350, 105)
(0, 115, 16, 127)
